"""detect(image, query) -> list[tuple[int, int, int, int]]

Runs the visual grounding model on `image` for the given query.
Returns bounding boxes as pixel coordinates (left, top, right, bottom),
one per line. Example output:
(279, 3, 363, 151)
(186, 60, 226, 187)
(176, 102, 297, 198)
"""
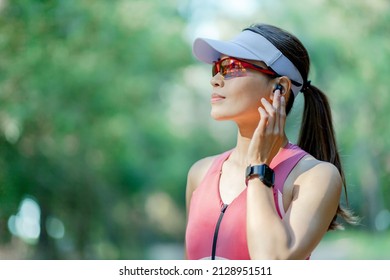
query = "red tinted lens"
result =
(212, 62, 219, 76)
(221, 59, 245, 78)
(212, 58, 246, 78)
(212, 58, 276, 79)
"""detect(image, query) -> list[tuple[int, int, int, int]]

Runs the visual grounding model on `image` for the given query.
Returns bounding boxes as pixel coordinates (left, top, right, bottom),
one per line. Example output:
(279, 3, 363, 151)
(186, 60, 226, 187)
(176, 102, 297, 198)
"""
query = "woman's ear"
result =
(270, 76, 292, 100)
(278, 76, 292, 95)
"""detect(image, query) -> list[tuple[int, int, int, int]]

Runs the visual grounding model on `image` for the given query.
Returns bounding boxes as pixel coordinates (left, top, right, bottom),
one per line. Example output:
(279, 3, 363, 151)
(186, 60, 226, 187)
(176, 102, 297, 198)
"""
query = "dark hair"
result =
(244, 23, 357, 230)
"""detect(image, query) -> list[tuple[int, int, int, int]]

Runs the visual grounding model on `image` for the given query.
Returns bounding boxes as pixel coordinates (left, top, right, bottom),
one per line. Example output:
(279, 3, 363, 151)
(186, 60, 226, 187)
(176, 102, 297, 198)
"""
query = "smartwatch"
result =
(245, 164, 275, 188)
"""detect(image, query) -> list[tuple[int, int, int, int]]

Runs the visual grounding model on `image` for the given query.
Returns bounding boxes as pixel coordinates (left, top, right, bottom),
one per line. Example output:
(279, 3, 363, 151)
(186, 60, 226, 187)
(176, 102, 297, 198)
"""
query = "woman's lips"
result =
(211, 93, 225, 103)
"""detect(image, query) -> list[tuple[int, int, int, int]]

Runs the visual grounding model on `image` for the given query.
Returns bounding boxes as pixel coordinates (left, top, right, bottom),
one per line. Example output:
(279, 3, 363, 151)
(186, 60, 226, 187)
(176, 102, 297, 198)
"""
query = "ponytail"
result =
(299, 85, 340, 168)
(299, 85, 358, 230)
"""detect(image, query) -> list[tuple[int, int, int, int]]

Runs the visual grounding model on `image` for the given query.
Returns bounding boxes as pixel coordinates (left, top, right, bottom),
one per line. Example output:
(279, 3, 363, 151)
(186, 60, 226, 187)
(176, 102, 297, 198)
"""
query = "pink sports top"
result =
(185, 143, 308, 260)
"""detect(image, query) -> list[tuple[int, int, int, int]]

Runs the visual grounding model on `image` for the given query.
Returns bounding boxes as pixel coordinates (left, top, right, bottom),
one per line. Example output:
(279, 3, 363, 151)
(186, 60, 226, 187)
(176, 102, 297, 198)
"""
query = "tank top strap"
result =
(209, 149, 234, 172)
(199, 149, 234, 185)
(270, 143, 308, 217)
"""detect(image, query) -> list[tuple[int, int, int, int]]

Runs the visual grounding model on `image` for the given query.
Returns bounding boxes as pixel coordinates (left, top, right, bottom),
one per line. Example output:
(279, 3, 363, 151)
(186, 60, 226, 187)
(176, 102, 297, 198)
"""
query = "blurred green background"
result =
(0, 0, 389, 260)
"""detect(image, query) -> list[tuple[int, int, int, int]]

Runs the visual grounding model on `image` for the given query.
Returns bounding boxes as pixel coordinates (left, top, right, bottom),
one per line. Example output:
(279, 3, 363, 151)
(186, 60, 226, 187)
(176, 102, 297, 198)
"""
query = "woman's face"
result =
(209, 56, 273, 124)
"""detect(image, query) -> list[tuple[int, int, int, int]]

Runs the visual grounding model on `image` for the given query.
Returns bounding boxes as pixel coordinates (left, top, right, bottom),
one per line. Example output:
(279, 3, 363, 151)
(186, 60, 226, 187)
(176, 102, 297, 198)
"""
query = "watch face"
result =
(246, 164, 275, 187)
(263, 165, 275, 187)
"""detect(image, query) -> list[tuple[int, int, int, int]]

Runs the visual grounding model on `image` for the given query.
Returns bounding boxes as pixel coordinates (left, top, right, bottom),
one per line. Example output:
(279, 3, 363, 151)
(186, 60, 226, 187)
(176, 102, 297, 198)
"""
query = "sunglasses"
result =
(212, 57, 278, 80)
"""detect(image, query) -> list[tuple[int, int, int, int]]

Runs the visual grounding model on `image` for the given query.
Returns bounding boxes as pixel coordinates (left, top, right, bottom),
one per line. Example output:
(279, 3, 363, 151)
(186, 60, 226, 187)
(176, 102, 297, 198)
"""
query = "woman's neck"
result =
(229, 125, 289, 167)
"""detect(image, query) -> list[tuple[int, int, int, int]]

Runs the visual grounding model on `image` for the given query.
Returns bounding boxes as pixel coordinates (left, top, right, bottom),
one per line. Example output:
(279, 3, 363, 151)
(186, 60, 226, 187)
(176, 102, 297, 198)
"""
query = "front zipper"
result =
(211, 203, 228, 260)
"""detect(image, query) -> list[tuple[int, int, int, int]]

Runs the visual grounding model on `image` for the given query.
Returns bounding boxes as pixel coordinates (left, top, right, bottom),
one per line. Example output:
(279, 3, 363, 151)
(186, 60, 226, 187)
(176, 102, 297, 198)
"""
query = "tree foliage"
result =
(0, 0, 209, 259)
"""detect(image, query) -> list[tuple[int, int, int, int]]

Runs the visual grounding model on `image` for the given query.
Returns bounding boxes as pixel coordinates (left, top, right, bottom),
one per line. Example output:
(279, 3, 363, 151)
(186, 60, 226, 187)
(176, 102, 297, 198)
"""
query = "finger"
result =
(272, 89, 281, 109)
(261, 98, 276, 133)
(279, 95, 287, 134)
(255, 106, 268, 134)
(273, 90, 281, 134)
(251, 106, 268, 143)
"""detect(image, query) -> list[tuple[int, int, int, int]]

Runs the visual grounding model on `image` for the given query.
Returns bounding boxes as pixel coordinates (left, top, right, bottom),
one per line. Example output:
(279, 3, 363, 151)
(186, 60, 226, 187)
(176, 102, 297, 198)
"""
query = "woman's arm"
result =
(246, 160, 342, 259)
(246, 89, 341, 259)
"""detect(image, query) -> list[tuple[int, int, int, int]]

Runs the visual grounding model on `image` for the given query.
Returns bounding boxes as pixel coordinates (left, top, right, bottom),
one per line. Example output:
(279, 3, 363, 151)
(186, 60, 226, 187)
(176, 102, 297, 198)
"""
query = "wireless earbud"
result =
(273, 84, 283, 93)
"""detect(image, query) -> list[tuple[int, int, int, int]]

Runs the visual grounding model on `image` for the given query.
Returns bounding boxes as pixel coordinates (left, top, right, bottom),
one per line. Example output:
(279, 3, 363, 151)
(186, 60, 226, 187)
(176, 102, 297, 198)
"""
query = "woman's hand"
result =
(247, 89, 287, 166)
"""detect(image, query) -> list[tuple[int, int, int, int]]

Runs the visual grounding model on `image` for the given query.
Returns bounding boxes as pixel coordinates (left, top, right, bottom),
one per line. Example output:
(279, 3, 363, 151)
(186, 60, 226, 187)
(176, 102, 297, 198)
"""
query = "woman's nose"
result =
(210, 73, 224, 87)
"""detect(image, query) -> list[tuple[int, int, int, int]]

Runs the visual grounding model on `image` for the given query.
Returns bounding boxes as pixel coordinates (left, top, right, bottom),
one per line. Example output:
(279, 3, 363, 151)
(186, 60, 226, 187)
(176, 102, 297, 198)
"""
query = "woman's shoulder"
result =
(187, 155, 219, 183)
(295, 155, 342, 190)
(186, 150, 231, 195)
(185, 154, 220, 210)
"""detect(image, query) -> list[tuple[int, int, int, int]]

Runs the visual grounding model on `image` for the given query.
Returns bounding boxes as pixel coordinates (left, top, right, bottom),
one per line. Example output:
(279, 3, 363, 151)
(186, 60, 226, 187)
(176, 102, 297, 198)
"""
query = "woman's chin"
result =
(210, 111, 227, 121)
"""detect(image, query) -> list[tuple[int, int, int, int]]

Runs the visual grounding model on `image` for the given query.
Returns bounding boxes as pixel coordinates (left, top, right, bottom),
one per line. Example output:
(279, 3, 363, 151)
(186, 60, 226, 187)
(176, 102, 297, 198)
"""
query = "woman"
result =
(185, 23, 356, 260)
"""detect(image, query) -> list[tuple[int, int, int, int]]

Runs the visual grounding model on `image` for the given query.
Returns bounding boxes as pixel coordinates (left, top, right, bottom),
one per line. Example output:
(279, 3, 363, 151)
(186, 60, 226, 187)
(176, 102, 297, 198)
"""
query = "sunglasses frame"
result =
(212, 57, 278, 79)
(212, 57, 302, 87)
